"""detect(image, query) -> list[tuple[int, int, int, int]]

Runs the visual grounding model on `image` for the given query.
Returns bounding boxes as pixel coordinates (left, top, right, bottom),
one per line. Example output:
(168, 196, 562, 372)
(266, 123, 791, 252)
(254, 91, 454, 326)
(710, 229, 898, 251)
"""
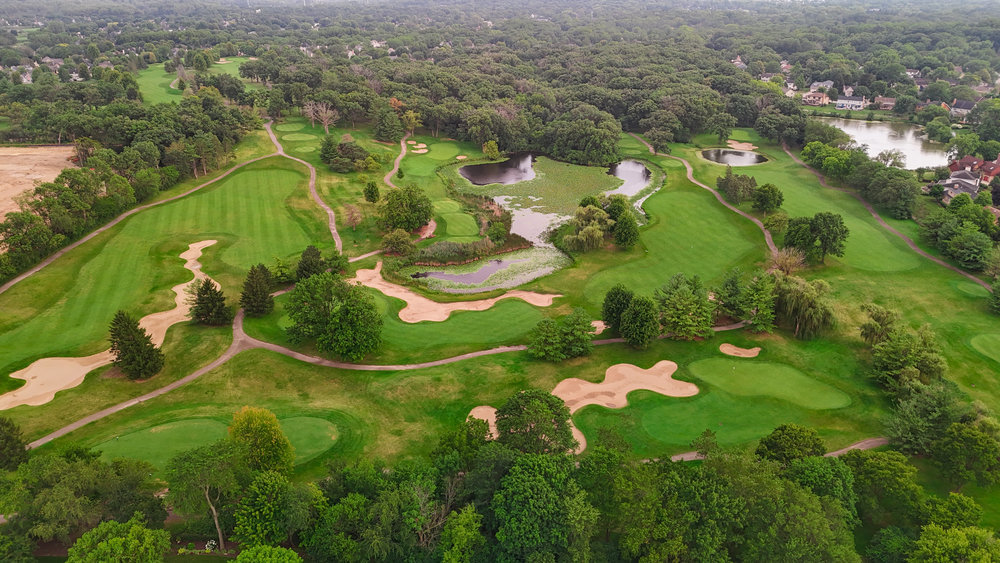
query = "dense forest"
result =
(2, 0, 1000, 560)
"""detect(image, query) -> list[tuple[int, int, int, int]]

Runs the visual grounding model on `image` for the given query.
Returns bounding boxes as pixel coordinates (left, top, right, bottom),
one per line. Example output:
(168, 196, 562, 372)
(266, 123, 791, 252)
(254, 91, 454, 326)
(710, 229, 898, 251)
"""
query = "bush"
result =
(363, 181, 380, 203)
(382, 229, 415, 256)
(527, 309, 593, 362)
(414, 238, 496, 264)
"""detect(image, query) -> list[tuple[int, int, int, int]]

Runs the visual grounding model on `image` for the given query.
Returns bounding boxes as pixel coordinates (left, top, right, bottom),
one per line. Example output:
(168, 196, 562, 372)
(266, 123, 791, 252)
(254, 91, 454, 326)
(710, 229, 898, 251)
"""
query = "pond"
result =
(412, 258, 528, 284)
(815, 116, 949, 169)
(701, 149, 768, 166)
(605, 160, 652, 197)
(458, 153, 536, 185)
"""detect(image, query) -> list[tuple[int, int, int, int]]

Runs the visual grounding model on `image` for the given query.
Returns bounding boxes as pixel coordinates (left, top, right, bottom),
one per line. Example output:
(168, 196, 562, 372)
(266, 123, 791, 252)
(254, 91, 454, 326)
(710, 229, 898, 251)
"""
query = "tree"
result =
(400, 110, 422, 134)
(773, 274, 836, 339)
(363, 181, 380, 203)
(708, 112, 737, 143)
(381, 229, 415, 256)
(241, 264, 274, 317)
(716, 166, 757, 203)
(601, 284, 634, 335)
(752, 183, 784, 215)
(0, 416, 28, 471)
(315, 102, 339, 135)
(784, 456, 860, 528)
(946, 222, 992, 270)
(991, 279, 1000, 315)
(786, 212, 849, 263)
(234, 471, 290, 548)
(187, 278, 232, 325)
(438, 505, 485, 563)
(909, 524, 1000, 562)
(527, 309, 593, 362)
(840, 449, 924, 528)
(613, 210, 639, 248)
(66, 513, 169, 563)
(482, 140, 500, 160)
(935, 422, 1000, 490)
(229, 406, 295, 475)
(494, 390, 577, 455)
(620, 295, 659, 349)
(755, 423, 825, 464)
(655, 273, 714, 340)
(237, 545, 302, 562)
(925, 493, 984, 529)
(344, 204, 362, 231)
(379, 184, 433, 231)
(860, 303, 900, 346)
(743, 271, 776, 333)
(108, 310, 164, 380)
(296, 245, 327, 281)
(373, 107, 404, 142)
(319, 285, 383, 361)
(886, 381, 971, 455)
(166, 440, 248, 552)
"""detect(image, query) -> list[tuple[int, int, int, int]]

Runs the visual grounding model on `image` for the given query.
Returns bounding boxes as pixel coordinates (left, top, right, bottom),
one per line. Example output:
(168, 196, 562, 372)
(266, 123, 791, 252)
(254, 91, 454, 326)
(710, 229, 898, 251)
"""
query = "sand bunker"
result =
(726, 140, 759, 151)
(719, 343, 761, 358)
(469, 360, 698, 453)
(0, 240, 219, 409)
(407, 140, 417, 145)
(456, 155, 468, 160)
(414, 143, 427, 149)
(590, 320, 607, 335)
(349, 262, 559, 323)
(0, 146, 76, 217)
(412, 149, 428, 154)
(415, 219, 437, 240)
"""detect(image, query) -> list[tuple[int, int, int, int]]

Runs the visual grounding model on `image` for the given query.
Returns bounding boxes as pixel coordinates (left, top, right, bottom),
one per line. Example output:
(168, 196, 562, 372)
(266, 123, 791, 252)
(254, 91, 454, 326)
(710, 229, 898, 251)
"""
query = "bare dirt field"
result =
(0, 146, 76, 217)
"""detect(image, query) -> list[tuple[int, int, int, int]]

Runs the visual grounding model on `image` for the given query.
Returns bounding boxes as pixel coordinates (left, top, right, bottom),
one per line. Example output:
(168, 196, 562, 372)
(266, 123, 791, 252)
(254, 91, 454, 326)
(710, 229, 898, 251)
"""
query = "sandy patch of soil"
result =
(415, 219, 437, 240)
(726, 139, 759, 151)
(411, 149, 428, 154)
(406, 140, 417, 145)
(217, 58, 231, 64)
(468, 360, 698, 453)
(455, 155, 468, 160)
(719, 343, 761, 358)
(590, 320, 607, 335)
(0, 146, 76, 217)
(0, 240, 218, 410)
(349, 262, 559, 323)
(414, 143, 427, 149)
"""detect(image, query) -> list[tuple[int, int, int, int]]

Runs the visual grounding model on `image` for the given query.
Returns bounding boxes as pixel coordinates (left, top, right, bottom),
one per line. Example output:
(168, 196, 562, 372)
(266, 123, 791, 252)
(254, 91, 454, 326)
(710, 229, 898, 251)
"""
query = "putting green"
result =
(282, 133, 317, 142)
(95, 416, 338, 471)
(294, 146, 316, 153)
(954, 281, 991, 298)
(434, 200, 462, 213)
(971, 334, 1000, 365)
(442, 212, 480, 237)
(427, 143, 460, 160)
(688, 358, 851, 409)
(275, 123, 306, 132)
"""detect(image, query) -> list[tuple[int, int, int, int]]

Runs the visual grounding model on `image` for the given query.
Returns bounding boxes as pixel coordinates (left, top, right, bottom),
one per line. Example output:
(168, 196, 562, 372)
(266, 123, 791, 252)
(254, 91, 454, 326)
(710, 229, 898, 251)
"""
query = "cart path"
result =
(384, 133, 411, 189)
(629, 133, 778, 257)
(782, 144, 991, 291)
(668, 436, 888, 462)
(265, 122, 343, 252)
(0, 125, 280, 296)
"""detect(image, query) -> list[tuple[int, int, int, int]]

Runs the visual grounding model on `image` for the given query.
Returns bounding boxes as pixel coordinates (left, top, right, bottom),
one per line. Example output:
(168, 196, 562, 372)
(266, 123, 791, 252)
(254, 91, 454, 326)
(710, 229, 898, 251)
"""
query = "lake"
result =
(815, 117, 949, 169)
(701, 149, 768, 166)
(458, 153, 536, 185)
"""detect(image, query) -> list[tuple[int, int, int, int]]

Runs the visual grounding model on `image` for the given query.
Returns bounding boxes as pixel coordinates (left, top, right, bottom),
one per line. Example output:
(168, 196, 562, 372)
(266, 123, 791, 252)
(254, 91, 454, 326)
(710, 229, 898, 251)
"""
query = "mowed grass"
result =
(688, 358, 852, 409)
(95, 415, 338, 475)
(399, 134, 484, 242)
(0, 157, 333, 389)
(136, 57, 254, 105)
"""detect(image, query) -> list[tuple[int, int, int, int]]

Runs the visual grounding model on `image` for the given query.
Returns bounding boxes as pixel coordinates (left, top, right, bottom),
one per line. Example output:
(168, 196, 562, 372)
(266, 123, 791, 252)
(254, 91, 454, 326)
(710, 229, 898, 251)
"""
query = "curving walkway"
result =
(782, 144, 992, 291)
(668, 436, 888, 462)
(383, 133, 411, 189)
(0, 128, 280, 296)
(629, 133, 778, 257)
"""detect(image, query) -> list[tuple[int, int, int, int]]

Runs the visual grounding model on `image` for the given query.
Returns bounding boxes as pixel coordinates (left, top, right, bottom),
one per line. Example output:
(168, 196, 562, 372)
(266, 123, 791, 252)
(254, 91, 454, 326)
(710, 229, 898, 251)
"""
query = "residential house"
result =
(731, 55, 747, 70)
(801, 91, 830, 106)
(874, 97, 896, 111)
(40, 56, 63, 71)
(842, 85, 854, 97)
(914, 78, 930, 92)
(780, 60, 793, 73)
(809, 80, 834, 92)
(760, 72, 778, 82)
(936, 171, 981, 205)
(949, 155, 985, 174)
(980, 162, 1000, 185)
(950, 99, 976, 121)
(906, 69, 921, 79)
(835, 96, 867, 110)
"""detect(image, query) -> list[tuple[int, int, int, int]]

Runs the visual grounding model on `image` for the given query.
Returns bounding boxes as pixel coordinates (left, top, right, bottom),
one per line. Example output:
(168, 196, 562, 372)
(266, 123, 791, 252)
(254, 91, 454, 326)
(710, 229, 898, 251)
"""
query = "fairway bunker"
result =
(0, 240, 220, 409)
(469, 360, 698, 453)
(719, 343, 761, 358)
(350, 261, 560, 323)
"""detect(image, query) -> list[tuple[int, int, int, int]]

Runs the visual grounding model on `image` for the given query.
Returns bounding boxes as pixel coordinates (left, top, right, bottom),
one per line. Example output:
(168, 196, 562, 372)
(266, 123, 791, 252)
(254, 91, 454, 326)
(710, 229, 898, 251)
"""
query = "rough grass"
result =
(136, 57, 254, 105)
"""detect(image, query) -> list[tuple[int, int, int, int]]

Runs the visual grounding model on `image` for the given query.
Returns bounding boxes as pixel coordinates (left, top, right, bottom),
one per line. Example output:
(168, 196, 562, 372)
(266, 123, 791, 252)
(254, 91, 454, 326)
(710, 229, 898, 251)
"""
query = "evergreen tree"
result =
(373, 107, 404, 142)
(601, 284, 634, 334)
(108, 310, 164, 380)
(743, 272, 776, 332)
(0, 415, 27, 471)
(613, 210, 639, 249)
(296, 245, 327, 281)
(241, 264, 274, 317)
(620, 296, 660, 349)
(188, 278, 232, 325)
(655, 273, 714, 340)
(363, 181, 380, 203)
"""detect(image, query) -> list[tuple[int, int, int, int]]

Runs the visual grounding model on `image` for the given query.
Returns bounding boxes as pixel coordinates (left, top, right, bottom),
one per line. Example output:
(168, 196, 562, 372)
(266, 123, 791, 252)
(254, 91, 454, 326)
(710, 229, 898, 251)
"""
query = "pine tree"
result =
(620, 296, 660, 349)
(363, 181, 380, 203)
(373, 107, 404, 142)
(189, 278, 233, 325)
(241, 264, 274, 317)
(108, 310, 164, 380)
(601, 284, 635, 334)
(296, 245, 326, 281)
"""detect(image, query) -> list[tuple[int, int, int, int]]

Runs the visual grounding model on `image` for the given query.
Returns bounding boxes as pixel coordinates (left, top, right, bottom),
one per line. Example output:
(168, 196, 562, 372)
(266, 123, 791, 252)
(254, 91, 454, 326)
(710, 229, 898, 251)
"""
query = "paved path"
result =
(668, 436, 889, 462)
(629, 133, 778, 257)
(383, 133, 410, 189)
(782, 144, 992, 291)
(265, 122, 342, 252)
(0, 129, 281, 296)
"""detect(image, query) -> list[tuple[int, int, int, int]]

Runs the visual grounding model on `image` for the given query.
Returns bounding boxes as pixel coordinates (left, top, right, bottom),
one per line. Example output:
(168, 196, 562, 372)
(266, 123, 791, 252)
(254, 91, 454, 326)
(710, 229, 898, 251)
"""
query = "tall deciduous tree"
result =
(935, 422, 1000, 490)
(241, 264, 274, 317)
(319, 285, 383, 361)
(494, 390, 577, 455)
(236, 545, 303, 562)
(234, 471, 290, 548)
(379, 184, 433, 231)
(438, 505, 485, 563)
(752, 183, 784, 215)
(67, 513, 169, 563)
(755, 423, 825, 464)
(613, 210, 639, 248)
(601, 284, 634, 335)
(620, 295, 659, 349)
(229, 406, 295, 475)
(0, 416, 28, 471)
(108, 310, 164, 380)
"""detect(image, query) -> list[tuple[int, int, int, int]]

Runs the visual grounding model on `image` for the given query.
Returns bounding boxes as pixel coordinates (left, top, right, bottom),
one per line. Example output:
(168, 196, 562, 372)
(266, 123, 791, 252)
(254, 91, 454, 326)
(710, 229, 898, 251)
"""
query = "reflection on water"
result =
(606, 160, 652, 197)
(701, 149, 768, 166)
(815, 117, 949, 169)
(458, 153, 536, 185)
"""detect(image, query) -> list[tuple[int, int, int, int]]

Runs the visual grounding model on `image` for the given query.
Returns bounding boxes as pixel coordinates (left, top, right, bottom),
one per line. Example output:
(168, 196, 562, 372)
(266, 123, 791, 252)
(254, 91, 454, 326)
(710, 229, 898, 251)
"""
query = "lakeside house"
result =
(937, 170, 981, 205)
(809, 80, 834, 92)
(835, 96, 867, 110)
(801, 91, 830, 106)
(842, 85, 854, 97)
(950, 99, 976, 121)
(874, 97, 896, 111)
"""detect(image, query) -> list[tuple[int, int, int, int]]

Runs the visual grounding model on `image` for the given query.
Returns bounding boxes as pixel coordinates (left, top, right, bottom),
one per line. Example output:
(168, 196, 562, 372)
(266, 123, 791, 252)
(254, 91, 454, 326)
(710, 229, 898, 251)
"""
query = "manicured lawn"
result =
(0, 157, 333, 391)
(687, 358, 852, 409)
(136, 57, 254, 105)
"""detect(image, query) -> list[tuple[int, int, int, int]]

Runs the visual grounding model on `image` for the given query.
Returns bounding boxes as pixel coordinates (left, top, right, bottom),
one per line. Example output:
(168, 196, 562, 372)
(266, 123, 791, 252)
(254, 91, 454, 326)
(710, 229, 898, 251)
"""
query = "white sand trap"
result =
(407, 140, 417, 145)
(468, 360, 698, 453)
(412, 149, 428, 154)
(590, 320, 607, 335)
(414, 143, 427, 149)
(349, 262, 559, 323)
(456, 155, 468, 160)
(727, 140, 759, 151)
(719, 343, 761, 358)
(0, 241, 219, 409)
